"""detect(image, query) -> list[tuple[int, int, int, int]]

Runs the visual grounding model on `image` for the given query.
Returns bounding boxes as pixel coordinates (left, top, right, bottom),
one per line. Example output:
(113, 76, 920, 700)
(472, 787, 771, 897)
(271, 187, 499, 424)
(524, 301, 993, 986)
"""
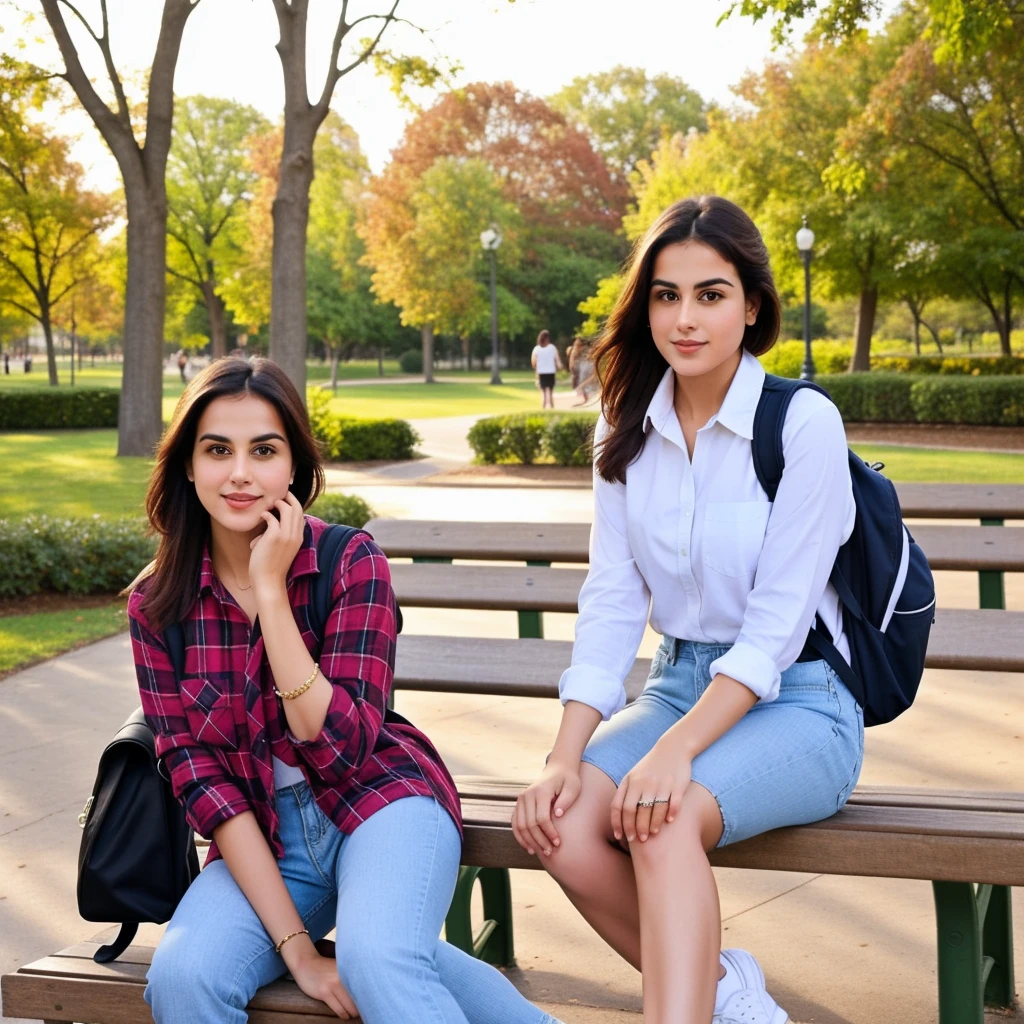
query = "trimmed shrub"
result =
(546, 414, 598, 466)
(308, 493, 374, 528)
(0, 388, 120, 430)
(909, 376, 1024, 426)
(466, 417, 505, 464)
(468, 412, 598, 465)
(306, 388, 419, 461)
(399, 349, 423, 374)
(0, 515, 155, 599)
(503, 415, 548, 464)
(334, 417, 420, 460)
(816, 373, 916, 422)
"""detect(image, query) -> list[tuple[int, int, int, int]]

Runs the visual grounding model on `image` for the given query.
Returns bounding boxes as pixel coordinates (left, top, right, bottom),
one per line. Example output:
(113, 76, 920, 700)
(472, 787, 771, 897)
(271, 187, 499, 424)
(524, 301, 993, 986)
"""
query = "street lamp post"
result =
(796, 215, 816, 381)
(480, 225, 503, 385)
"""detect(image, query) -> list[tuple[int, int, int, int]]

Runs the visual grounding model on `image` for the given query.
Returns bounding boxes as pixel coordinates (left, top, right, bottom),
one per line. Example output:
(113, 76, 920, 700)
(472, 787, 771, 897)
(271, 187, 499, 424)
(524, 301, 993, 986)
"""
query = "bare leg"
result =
(630, 783, 724, 1024)
(541, 763, 642, 967)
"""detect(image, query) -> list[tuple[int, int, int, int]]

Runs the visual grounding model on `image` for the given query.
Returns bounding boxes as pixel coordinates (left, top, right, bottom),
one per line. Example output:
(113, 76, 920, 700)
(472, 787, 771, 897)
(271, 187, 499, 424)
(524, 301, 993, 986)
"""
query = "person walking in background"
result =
(569, 337, 597, 406)
(3, 351, 9, 375)
(531, 329, 562, 409)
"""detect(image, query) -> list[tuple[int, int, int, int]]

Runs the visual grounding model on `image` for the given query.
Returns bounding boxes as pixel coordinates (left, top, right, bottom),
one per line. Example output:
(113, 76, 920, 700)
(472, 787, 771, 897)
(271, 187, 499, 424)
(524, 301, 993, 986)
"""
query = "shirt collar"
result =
(198, 517, 319, 597)
(642, 349, 765, 442)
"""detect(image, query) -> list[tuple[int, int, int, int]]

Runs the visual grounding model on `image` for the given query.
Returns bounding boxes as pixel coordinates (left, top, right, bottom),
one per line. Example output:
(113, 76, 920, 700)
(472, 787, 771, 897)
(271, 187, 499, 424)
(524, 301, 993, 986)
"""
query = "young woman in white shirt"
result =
(512, 195, 863, 1024)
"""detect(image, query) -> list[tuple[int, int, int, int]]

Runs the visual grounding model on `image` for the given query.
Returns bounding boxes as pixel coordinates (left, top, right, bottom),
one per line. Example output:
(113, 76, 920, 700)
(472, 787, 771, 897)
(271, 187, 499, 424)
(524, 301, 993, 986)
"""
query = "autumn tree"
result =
(549, 66, 708, 180)
(361, 81, 626, 375)
(36, 0, 202, 453)
(0, 62, 112, 384)
(166, 95, 269, 359)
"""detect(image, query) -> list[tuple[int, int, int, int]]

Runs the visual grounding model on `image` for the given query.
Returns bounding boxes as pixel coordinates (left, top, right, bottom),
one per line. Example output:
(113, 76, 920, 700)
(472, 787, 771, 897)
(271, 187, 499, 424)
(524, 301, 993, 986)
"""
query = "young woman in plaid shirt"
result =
(129, 357, 560, 1024)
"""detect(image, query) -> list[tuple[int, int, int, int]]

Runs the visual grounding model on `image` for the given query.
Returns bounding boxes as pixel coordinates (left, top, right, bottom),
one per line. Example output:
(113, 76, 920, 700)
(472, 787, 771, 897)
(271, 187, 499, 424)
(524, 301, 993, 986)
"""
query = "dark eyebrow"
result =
(197, 432, 287, 444)
(649, 277, 735, 290)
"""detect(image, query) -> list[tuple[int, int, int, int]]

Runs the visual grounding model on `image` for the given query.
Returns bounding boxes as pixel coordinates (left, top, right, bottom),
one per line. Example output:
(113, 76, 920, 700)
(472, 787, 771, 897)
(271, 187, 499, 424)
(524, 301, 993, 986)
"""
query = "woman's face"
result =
(188, 393, 295, 538)
(647, 240, 759, 379)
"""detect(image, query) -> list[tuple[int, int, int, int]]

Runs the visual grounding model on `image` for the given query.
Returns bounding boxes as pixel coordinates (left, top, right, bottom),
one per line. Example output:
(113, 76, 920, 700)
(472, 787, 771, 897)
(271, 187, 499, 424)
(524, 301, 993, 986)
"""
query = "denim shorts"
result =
(581, 637, 865, 848)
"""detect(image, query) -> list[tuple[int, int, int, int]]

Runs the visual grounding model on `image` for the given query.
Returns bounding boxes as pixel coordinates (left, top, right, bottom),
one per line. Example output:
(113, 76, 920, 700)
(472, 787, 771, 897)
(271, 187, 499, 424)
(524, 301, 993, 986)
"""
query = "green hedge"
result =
(0, 388, 120, 430)
(468, 412, 597, 466)
(908, 377, 1024, 426)
(0, 494, 376, 600)
(871, 355, 1024, 375)
(307, 388, 420, 461)
(308, 493, 374, 528)
(816, 374, 917, 422)
(399, 349, 423, 374)
(0, 516, 155, 599)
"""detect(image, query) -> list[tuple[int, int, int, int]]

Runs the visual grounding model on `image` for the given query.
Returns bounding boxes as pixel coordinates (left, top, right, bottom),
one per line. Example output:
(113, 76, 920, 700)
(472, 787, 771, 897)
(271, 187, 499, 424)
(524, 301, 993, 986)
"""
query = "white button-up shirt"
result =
(559, 349, 856, 720)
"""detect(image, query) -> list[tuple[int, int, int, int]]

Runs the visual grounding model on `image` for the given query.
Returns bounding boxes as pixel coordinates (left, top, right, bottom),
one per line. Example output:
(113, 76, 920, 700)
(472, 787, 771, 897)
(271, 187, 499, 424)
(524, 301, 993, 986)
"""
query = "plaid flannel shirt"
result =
(128, 516, 461, 862)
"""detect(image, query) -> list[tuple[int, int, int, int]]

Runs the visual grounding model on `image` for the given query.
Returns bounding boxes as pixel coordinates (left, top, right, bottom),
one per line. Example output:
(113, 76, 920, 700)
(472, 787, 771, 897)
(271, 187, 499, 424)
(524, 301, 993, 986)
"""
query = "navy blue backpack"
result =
(752, 375, 936, 726)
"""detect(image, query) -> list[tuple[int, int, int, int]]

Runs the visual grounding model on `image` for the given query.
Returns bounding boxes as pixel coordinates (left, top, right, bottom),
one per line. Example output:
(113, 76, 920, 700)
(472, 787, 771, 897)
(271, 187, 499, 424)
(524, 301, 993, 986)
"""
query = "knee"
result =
(541, 809, 616, 891)
(334, 931, 429, 997)
(147, 932, 245, 1018)
(630, 796, 720, 873)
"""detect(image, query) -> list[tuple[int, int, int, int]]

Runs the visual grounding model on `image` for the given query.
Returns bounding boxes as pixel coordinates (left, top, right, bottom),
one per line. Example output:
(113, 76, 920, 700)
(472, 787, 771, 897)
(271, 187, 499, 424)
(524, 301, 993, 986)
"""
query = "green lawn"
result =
(0, 430, 153, 517)
(850, 444, 1024, 484)
(0, 601, 127, 676)
(0, 360, 550, 421)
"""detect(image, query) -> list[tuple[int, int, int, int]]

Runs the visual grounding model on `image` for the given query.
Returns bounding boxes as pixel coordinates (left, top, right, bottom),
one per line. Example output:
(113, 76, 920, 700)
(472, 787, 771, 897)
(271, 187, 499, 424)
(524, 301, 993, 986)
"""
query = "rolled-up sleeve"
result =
(127, 591, 250, 839)
(559, 418, 651, 720)
(286, 536, 395, 786)
(709, 397, 853, 701)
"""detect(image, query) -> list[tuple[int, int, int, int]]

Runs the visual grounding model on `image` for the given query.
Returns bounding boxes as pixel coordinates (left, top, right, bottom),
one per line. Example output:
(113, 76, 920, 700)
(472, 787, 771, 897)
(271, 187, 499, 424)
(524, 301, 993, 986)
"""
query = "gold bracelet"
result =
(274, 927, 309, 955)
(275, 662, 319, 701)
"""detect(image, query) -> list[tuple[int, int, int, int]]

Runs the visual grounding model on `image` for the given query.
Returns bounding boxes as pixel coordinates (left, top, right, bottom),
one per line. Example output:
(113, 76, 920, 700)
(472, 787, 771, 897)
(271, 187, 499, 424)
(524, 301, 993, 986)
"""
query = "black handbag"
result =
(76, 706, 200, 963)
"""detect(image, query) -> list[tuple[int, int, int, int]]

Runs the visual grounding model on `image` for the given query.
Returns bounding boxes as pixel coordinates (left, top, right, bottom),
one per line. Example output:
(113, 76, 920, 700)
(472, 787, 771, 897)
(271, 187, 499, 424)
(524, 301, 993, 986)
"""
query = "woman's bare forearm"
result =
(213, 811, 315, 968)
(548, 700, 603, 767)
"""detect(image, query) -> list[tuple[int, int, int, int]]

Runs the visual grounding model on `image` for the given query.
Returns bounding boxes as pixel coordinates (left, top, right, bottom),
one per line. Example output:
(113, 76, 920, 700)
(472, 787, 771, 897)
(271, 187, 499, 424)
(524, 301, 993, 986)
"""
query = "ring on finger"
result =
(653, 797, 670, 805)
(637, 798, 656, 808)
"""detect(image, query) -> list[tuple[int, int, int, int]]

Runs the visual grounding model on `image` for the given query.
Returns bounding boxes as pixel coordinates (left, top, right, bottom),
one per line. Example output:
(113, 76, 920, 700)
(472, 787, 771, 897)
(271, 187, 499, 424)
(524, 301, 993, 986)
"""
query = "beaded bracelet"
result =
(275, 663, 319, 701)
(274, 927, 309, 955)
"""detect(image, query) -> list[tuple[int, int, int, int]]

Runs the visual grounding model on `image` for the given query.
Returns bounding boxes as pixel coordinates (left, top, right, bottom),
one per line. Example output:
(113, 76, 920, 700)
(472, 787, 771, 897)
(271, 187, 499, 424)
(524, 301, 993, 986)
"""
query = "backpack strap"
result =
(751, 374, 831, 501)
(309, 523, 360, 644)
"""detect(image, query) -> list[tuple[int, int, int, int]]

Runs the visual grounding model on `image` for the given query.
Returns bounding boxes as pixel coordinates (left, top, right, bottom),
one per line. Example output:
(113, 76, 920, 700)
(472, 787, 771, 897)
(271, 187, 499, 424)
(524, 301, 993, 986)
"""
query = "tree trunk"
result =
(41, 311, 59, 386)
(849, 285, 878, 372)
(269, 129, 314, 395)
(922, 320, 945, 354)
(422, 323, 435, 383)
(329, 346, 340, 390)
(377, 345, 384, 377)
(119, 191, 168, 456)
(999, 283, 1012, 356)
(202, 280, 228, 360)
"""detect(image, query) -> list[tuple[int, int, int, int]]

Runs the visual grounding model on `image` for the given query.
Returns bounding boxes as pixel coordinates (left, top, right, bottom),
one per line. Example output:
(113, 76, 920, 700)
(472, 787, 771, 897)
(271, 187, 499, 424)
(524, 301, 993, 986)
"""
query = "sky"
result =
(1, 0, 896, 191)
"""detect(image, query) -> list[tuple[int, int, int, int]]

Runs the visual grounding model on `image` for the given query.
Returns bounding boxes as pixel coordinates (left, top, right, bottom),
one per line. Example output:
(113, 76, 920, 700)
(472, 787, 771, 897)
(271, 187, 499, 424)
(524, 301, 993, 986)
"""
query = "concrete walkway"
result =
(1, 488, 1021, 1022)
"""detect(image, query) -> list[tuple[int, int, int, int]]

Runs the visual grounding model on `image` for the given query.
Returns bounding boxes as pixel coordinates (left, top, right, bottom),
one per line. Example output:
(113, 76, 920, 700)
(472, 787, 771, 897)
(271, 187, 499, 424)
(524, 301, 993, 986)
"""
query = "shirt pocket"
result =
(180, 675, 240, 749)
(702, 501, 771, 579)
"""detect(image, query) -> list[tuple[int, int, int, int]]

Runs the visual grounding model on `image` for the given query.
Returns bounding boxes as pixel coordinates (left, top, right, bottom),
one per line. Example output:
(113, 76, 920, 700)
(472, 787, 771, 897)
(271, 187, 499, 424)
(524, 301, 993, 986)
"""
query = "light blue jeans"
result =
(146, 786, 559, 1024)
(582, 637, 865, 847)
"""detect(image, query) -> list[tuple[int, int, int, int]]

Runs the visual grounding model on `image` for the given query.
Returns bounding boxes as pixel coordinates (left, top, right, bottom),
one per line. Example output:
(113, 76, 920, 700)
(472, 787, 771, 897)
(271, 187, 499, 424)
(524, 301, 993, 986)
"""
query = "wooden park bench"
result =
(4, 487, 1021, 1024)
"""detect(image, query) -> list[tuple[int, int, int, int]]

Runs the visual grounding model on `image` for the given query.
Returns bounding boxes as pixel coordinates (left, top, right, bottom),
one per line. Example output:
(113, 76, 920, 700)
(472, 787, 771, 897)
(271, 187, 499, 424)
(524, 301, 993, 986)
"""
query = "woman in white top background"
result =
(512, 196, 863, 1024)
(531, 329, 563, 408)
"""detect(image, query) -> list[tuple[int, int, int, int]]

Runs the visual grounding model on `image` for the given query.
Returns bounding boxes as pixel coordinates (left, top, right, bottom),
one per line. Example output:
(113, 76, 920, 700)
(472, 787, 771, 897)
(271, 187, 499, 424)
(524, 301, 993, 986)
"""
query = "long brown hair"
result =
(594, 195, 781, 483)
(130, 357, 326, 632)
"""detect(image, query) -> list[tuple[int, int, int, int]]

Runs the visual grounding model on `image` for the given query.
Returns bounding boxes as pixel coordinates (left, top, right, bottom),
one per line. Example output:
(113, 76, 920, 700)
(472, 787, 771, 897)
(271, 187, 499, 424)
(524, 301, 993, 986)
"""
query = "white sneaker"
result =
(713, 948, 789, 1024)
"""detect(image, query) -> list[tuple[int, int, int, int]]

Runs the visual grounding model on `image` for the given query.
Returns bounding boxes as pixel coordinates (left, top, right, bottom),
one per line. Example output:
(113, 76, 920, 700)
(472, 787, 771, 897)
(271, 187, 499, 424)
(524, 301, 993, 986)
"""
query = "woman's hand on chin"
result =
(249, 490, 306, 599)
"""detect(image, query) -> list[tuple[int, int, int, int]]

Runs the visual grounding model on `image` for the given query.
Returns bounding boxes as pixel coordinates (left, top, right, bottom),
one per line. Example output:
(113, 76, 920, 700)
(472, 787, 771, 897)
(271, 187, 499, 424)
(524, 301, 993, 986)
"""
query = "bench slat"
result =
(452, 777, 1024, 815)
(894, 483, 1024, 521)
(393, 610, 1024, 702)
(4, 947, 343, 1022)
(371, 518, 1024, 571)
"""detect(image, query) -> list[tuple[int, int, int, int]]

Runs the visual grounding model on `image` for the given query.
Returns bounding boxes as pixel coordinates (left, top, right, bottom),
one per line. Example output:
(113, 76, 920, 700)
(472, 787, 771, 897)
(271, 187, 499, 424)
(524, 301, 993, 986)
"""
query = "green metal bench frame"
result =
(409, 546, 1018, 1023)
